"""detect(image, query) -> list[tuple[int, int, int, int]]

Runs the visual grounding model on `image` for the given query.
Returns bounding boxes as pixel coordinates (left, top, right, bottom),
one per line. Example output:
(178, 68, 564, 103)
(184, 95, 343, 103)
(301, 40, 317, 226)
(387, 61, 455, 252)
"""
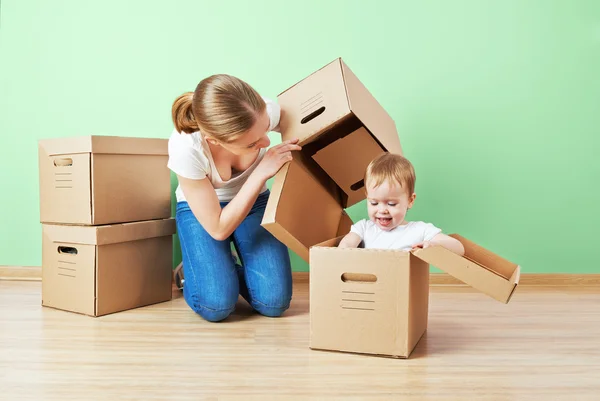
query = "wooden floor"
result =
(1, 280, 600, 400)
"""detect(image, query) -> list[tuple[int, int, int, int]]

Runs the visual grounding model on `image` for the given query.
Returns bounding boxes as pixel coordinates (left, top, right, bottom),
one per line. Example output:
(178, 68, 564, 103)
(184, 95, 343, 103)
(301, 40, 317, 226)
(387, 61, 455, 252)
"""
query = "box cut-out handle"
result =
(58, 246, 78, 255)
(53, 158, 73, 167)
(350, 178, 364, 192)
(341, 273, 377, 283)
(301, 106, 326, 124)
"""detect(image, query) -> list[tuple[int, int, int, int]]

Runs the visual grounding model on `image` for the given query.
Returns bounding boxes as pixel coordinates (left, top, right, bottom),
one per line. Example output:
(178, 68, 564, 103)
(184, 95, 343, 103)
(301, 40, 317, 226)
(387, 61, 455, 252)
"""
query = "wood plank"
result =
(1, 280, 599, 400)
(429, 272, 600, 286)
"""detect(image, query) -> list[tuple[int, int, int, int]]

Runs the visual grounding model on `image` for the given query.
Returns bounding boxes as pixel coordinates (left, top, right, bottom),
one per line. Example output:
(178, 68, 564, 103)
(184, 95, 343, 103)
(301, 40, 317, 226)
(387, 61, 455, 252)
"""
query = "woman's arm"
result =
(179, 139, 301, 241)
(178, 173, 266, 241)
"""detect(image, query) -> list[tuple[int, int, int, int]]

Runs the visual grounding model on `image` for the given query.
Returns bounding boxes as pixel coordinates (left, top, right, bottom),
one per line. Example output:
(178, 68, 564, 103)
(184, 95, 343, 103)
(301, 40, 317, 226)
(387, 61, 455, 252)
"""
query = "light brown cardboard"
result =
(275, 57, 402, 209)
(278, 58, 402, 156)
(412, 234, 520, 304)
(309, 238, 430, 358)
(42, 218, 176, 317)
(312, 127, 385, 206)
(262, 156, 352, 262)
(309, 235, 521, 358)
(262, 58, 402, 254)
(38, 135, 171, 225)
(263, 58, 521, 358)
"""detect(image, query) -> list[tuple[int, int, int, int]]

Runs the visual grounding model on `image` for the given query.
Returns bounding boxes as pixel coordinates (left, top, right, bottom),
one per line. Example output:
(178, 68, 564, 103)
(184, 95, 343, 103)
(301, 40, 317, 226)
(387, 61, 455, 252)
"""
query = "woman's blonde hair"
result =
(365, 152, 416, 195)
(171, 74, 266, 142)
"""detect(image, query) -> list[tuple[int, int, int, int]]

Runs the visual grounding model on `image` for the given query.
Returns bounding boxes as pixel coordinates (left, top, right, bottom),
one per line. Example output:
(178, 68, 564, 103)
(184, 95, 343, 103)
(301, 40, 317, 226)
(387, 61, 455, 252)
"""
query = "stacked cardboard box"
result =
(261, 58, 521, 358)
(38, 135, 176, 317)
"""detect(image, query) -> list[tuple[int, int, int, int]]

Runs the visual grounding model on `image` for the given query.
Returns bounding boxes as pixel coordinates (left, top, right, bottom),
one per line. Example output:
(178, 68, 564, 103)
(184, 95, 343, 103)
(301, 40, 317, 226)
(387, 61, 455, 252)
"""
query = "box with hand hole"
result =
(308, 235, 520, 358)
(38, 135, 171, 225)
(261, 57, 521, 358)
(41, 218, 176, 317)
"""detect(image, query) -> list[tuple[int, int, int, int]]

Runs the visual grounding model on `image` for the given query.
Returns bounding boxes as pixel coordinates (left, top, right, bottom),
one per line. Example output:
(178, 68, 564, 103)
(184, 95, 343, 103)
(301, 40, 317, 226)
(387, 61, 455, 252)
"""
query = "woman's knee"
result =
(252, 301, 290, 318)
(184, 291, 238, 322)
(250, 285, 292, 318)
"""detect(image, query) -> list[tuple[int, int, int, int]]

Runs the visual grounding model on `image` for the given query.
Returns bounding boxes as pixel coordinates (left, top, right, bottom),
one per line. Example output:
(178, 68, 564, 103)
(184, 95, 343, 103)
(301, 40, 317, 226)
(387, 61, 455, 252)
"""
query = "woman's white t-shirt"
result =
(167, 97, 281, 203)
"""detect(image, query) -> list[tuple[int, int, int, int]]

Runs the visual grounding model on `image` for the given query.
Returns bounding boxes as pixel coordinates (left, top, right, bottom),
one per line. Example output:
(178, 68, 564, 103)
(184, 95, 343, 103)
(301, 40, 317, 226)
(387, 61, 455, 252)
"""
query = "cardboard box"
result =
(309, 235, 520, 358)
(42, 218, 176, 317)
(276, 57, 402, 209)
(262, 58, 402, 260)
(39, 135, 171, 225)
(262, 58, 521, 358)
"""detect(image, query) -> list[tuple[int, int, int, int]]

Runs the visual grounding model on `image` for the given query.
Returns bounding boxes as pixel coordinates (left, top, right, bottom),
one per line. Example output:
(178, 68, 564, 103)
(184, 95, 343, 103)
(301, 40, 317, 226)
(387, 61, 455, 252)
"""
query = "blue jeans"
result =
(175, 190, 293, 322)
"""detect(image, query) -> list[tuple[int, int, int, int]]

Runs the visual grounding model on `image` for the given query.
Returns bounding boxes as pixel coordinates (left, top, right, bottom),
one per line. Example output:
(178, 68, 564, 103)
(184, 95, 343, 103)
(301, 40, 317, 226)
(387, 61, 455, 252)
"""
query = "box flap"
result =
(411, 234, 520, 303)
(261, 157, 352, 263)
(38, 136, 168, 156)
(341, 60, 403, 156)
(41, 218, 176, 246)
(311, 127, 385, 208)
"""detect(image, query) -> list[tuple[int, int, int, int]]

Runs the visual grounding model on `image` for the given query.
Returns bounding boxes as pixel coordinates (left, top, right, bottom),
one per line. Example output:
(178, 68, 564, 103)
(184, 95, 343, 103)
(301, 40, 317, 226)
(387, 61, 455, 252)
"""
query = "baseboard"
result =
(2, 266, 600, 286)
(0, 266, 43, 281)
(294, 272, 600, 286)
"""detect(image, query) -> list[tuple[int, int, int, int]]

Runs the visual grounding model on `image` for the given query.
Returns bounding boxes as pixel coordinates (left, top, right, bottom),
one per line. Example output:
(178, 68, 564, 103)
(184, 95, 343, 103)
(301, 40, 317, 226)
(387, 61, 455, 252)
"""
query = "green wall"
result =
(1, 0, 598, 273)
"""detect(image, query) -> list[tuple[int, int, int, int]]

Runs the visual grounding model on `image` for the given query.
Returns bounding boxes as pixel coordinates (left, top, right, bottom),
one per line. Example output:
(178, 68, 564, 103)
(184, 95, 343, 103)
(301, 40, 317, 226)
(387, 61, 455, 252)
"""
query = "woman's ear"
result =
(205, 136, 219, 146)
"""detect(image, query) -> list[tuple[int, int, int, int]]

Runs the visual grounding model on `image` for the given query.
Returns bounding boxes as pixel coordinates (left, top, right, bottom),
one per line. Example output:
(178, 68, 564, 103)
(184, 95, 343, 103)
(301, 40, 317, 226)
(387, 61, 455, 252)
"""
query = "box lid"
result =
(38, 135, 168, 156)
(311, 126, 385, 208)
(42, 218, 176, 246)
(411, 234, 520, 303)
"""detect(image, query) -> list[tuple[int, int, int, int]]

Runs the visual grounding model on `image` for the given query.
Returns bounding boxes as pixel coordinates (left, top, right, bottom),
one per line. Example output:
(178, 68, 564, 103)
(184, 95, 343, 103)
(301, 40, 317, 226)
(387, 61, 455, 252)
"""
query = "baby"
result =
(338, 152, 465, 255)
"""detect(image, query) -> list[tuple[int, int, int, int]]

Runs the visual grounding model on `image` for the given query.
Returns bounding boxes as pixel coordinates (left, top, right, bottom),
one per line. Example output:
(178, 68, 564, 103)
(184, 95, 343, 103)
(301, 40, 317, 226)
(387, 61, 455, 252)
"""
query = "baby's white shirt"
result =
(350, 219, 442, 251)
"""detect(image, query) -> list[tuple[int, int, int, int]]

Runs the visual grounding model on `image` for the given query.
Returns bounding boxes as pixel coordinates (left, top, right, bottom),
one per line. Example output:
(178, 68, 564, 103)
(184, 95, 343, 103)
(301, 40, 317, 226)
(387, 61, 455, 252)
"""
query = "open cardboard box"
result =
(262, 58, 402, 259)
(309, 235, 520, 358)
(42, 218, 176, 317)
(38, 135, 171, 225)
(261, 57, 521, 358)
(275, 57, 403, 209)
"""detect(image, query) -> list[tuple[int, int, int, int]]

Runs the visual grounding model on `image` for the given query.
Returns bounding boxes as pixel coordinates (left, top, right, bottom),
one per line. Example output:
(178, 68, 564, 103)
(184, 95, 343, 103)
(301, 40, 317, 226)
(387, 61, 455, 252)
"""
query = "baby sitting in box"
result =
(338, 152, 465, 255)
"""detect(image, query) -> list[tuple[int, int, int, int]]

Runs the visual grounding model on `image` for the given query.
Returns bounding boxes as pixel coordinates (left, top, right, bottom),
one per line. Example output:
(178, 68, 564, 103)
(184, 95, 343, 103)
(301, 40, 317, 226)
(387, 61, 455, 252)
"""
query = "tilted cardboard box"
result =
(262, 58, 401, 259)
(261, 57, 521, 358)
(276, 57, 402, 209)
(42, 218, 176, 317)
(38, 135, 171, 225)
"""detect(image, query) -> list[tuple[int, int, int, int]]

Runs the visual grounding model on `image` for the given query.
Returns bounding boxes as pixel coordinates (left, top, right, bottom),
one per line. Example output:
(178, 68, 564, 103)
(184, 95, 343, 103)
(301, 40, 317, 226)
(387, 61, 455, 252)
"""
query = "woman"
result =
(167, 74, 301, 322)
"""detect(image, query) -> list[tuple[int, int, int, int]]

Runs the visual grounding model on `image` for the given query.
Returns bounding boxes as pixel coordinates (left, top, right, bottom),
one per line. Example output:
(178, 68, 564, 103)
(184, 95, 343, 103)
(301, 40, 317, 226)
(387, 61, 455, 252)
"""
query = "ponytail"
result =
(172, 75, 266, 140)
(171, 92, 199, 134)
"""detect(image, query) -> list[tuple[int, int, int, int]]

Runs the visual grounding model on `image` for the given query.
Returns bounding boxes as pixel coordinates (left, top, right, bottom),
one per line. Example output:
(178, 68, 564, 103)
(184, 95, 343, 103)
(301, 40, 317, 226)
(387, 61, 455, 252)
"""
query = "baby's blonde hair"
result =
(365, 152, 416, 195)
(171, 74, 266, 142)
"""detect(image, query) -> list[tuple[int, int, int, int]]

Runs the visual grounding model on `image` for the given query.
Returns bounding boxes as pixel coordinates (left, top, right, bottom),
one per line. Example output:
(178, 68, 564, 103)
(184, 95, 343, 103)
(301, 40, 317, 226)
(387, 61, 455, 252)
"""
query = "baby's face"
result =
(366, 180, 415, 231)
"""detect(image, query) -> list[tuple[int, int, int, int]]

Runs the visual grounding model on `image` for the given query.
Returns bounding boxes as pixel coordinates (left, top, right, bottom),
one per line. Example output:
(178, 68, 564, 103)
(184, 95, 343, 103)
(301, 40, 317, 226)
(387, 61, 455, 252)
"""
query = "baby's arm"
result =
(413, 233, 465, 255)
(338, 232, 362, 248)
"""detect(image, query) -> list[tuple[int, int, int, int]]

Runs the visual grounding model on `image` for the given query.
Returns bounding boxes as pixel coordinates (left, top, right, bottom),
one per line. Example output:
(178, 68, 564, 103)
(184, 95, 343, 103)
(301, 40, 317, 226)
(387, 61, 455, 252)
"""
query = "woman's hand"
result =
(253, 138, 302, 182)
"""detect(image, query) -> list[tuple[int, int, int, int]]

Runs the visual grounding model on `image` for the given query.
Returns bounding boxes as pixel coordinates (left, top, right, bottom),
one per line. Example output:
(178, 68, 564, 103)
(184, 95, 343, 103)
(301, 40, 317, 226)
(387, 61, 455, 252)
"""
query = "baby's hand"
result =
(412, 241, 431, 250)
